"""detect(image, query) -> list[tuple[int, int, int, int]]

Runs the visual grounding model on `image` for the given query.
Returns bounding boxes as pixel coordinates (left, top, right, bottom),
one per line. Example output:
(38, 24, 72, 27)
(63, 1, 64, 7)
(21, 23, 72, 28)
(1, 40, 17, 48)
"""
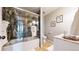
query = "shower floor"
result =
(2, 37, 39, 51)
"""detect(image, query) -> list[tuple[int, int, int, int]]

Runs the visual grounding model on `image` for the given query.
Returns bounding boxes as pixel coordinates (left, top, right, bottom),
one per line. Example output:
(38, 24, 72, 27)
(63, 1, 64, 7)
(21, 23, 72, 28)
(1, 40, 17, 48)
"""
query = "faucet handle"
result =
(0, 36, 5, 39)
(2, 36, 5, 39)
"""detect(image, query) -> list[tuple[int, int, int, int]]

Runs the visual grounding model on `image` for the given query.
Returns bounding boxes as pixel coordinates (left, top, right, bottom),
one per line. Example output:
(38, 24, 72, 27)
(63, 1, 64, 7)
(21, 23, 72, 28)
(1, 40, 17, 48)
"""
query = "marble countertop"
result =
(54, 34, 79, 44)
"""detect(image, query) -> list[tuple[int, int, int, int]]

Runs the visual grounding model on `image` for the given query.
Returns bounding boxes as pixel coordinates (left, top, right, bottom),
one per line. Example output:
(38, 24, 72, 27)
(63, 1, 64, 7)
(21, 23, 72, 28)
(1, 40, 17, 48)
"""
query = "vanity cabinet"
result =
(54, 34, 79, 51)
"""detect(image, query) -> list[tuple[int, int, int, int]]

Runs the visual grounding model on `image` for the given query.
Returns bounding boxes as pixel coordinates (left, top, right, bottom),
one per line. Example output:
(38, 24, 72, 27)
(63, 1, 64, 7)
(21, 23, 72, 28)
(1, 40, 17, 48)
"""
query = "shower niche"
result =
(2, 7, 40, 42)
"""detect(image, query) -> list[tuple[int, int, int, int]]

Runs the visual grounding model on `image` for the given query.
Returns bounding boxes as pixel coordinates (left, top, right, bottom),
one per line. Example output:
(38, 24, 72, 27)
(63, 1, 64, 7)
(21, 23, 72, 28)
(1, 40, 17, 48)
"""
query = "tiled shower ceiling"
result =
(19, 7, 40, 14)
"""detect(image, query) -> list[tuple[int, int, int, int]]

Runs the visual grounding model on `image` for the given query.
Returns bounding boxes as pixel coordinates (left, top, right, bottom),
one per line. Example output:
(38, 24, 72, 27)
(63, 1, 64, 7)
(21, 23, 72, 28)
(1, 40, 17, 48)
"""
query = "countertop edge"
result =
(54, 34, 79, 44)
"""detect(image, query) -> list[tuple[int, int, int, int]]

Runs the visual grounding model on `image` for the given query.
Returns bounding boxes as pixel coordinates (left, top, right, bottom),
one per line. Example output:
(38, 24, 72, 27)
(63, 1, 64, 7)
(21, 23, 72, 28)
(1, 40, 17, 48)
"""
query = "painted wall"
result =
(40, 8, 44, 47)
(44, 7, 78, 40)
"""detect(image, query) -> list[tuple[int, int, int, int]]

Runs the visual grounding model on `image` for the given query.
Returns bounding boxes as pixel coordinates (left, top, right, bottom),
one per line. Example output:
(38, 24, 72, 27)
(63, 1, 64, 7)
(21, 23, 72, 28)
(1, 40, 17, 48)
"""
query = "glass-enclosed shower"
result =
(2, 7, 40, 51)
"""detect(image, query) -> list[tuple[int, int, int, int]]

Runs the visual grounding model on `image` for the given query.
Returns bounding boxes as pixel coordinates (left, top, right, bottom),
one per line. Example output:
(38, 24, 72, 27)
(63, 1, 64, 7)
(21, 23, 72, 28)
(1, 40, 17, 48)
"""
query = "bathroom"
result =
(1, 7, 79, 51)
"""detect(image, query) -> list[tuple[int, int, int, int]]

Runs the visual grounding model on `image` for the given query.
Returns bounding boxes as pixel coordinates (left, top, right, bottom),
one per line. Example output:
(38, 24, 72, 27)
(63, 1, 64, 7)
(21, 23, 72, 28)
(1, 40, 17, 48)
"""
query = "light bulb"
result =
(32, 21, 36, 24)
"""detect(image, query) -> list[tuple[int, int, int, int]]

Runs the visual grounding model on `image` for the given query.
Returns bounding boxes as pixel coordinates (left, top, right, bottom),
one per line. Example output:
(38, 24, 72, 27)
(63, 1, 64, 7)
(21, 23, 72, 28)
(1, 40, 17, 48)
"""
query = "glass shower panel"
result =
(16, 16, 24, 40)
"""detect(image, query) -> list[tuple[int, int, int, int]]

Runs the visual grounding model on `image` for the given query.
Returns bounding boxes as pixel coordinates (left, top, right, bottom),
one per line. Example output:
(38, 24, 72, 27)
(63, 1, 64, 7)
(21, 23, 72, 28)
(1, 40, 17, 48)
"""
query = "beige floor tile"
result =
(35, 39, 53, 51)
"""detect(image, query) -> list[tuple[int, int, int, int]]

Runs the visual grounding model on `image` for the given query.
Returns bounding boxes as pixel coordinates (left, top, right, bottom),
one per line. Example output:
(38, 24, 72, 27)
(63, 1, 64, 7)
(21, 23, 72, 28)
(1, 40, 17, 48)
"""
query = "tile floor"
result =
(35, 40, 53, 51)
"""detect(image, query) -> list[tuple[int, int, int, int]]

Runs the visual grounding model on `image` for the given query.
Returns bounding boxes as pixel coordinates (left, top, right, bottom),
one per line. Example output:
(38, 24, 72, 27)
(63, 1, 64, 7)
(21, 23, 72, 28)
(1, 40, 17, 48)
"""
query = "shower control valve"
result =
(0, 36, 5, 39)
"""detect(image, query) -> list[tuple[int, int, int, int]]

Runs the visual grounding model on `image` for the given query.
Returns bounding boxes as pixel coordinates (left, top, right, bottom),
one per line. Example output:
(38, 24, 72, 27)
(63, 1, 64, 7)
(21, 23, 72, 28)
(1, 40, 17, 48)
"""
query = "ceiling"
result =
(19, 7, 40, 14)
(18, 7, 58, 16)
(42, 7, 58, 16)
